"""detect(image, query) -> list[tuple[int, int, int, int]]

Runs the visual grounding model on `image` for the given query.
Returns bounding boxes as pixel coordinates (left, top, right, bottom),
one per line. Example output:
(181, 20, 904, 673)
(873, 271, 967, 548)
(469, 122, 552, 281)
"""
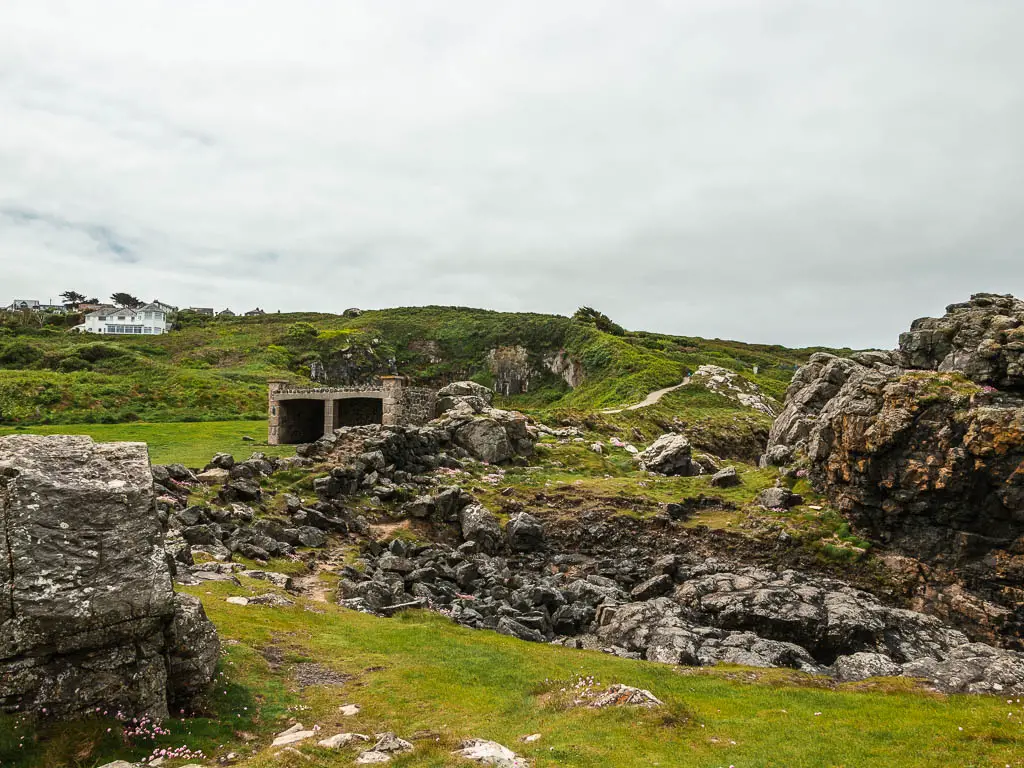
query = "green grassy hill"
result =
(0, 306, 847, 427)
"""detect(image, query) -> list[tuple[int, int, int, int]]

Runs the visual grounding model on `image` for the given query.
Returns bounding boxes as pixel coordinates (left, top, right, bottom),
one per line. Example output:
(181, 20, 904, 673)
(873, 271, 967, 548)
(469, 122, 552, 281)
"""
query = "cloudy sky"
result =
(2, 1, 1022, 348)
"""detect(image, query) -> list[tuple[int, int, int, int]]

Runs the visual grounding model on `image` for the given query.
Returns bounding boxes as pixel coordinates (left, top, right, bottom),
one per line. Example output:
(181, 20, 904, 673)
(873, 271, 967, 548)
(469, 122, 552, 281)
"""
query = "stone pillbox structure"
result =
(268, 376, 438, 444)
(0, 434, 219, 719)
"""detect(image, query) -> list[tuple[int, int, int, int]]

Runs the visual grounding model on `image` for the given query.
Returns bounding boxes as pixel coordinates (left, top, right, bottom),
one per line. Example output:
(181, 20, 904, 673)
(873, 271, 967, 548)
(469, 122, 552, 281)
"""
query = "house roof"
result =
(87, 307, 138, 319)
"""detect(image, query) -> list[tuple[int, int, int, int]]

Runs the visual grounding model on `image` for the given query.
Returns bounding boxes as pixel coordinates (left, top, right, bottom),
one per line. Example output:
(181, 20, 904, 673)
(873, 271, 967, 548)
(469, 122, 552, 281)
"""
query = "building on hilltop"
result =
(76, 301, 170, 335)
(187, 307, 215, 316)
(217, 308, 235, 317)
(245, 307, 266, 316)
(6, 299, 41, 311)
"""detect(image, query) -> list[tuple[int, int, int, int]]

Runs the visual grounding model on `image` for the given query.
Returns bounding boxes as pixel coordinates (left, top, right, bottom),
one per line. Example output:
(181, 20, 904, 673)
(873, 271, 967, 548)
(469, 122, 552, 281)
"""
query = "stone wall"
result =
(402, 387, 438, 425)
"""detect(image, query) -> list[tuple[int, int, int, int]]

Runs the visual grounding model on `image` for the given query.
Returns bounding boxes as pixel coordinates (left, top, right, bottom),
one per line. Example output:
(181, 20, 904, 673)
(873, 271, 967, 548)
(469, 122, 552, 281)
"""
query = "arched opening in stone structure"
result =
(332, 397, 383, 428)
(274, 399, 325, 444)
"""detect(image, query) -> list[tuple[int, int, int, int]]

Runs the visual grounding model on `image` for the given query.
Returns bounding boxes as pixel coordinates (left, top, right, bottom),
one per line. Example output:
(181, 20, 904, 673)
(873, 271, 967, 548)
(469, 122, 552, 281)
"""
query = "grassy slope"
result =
(4, 584, 1020, 768)
(0, 306, 846, 426)
(0, 420, 292, 466)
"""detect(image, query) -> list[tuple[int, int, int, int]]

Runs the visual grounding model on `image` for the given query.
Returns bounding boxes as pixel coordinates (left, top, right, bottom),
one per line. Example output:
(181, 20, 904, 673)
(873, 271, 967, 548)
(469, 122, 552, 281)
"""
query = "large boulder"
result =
(0, 435, 219, 718)
(443, 407, 534, 464)
(637, 434, 698, 476)
(437, 381, 495, 413)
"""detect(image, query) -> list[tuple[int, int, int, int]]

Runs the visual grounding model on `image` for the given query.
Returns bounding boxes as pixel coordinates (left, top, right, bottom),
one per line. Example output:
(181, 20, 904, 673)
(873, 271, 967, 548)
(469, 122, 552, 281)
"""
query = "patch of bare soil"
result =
(291, 662, 352, 688)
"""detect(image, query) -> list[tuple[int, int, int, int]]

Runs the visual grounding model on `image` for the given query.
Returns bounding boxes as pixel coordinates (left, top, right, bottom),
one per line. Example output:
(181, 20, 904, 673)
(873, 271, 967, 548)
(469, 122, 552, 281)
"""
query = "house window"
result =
(144, 327, 152, 334)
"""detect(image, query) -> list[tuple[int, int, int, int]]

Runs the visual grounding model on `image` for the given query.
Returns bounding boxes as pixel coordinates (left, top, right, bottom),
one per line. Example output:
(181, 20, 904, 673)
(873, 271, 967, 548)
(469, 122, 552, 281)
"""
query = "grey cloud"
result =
(1, 1, 1023, 347)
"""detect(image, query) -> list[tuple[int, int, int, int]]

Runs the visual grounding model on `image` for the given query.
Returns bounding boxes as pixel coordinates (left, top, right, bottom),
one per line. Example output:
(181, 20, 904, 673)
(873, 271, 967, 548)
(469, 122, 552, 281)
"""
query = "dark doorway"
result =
(333, 397, 383, 428)
(277, 399, 325, 444)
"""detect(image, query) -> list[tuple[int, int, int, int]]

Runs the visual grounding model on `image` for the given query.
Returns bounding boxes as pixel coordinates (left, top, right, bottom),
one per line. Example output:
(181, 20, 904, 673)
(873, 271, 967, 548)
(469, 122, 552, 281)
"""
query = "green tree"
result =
(572, 306, 625, 336)
(60, 290, 86, 309)
(110, 292, 143, 309)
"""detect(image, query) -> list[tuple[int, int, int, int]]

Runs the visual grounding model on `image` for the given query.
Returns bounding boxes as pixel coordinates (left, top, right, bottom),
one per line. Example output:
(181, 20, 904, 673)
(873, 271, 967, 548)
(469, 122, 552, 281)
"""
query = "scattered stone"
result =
(588, 684, 663, 708)
(272, 723, 317, 746)
(709, 466, 741, 488)
(226, 596, 250, 606)
(356, 752, 392, 764)
(453, 738, 527, 766)
(318, 732, 370, 748)
(197, 467, 230, 485)
(339, 703, 362, 716)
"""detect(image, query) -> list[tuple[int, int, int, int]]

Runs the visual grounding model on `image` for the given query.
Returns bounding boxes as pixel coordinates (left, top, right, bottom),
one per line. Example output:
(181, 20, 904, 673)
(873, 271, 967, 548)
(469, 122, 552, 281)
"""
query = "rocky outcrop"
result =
(0, 435, 219, 719)
(690, 365, 778, 416)
(764, 294, 1024, 643)
(897, 292, 1024, 386)
(594, 563, 1024, 694)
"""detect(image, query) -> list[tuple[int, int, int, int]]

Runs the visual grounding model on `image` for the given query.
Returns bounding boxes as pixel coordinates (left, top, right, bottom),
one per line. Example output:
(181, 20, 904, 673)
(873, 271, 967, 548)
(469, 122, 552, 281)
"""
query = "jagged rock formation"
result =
(0, 435, 219, 719)
(764, 293, 1024, 643)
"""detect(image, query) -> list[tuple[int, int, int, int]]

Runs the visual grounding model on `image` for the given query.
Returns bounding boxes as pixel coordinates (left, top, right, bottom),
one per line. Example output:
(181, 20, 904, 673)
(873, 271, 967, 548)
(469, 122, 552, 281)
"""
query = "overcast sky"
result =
(2, 1, 1022, 348)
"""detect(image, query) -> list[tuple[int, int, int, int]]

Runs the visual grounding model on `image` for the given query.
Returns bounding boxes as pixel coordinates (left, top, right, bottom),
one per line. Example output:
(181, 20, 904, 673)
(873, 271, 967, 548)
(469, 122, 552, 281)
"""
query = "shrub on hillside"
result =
(0, 341, 44, 368)
(75, 343, 131, 363)
(56, 356, 92, 373)
(285, 322, 319, 342)
(572, 306, 626, 336)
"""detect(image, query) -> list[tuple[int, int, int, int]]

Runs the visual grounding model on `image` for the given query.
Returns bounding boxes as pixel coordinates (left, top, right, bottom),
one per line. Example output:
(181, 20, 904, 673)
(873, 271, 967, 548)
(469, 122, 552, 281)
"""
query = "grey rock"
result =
(638, 434, 697, 476)
(505, 512, 544, 551)
(0, 434, 218, 719)
(629, 574, 674, 601)
(832, 652, 902, 682)
(297, 526, 328, 548)
(756, 487, 801, 509)
(709, 466, 741, 488)
(459, 504, 502, 553)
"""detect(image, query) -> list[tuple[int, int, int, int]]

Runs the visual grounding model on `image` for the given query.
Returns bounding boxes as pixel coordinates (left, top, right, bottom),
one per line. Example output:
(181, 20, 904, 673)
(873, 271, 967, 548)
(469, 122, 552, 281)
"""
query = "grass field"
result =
(0, 420, 292, 466)
(3, 579, 1021, 768)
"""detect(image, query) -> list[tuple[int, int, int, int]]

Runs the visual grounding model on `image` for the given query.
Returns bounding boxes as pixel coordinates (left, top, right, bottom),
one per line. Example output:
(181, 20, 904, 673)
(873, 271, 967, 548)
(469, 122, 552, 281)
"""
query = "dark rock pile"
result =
(0, 435, 219, 719)
(337, 498, 1024, 694)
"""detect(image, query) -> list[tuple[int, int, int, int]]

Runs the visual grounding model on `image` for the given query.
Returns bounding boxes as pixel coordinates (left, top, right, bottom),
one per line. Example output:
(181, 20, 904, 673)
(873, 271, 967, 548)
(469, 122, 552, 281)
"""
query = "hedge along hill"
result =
(0, 306, 847, 426)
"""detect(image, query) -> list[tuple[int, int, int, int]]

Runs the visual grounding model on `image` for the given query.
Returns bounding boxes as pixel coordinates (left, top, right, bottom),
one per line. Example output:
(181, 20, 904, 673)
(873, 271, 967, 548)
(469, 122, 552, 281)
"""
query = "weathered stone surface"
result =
(460, 504, 503, 553)
(709, 466, 741, 488)
(505, 512, 544, 552)
(763, 294, 1024, 639)
(897, 293, 1024, 387)
(595, 565, 1024, 693)
(831, 652, 902, 682)
(0, 434, 219, 718)
(437, 381, 496, 413)
(638, 434, 697, 476)
(453, 738, 526, 766)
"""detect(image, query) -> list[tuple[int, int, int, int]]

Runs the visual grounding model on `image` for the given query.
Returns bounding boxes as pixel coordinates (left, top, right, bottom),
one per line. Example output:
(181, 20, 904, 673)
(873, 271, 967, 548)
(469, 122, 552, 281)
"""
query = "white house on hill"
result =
(79, 302, 170, 335)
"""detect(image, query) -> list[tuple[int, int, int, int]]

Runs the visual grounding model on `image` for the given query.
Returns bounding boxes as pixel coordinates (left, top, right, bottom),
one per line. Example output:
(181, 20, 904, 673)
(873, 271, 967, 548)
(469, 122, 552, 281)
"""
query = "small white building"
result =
(80, 303, 169, 335)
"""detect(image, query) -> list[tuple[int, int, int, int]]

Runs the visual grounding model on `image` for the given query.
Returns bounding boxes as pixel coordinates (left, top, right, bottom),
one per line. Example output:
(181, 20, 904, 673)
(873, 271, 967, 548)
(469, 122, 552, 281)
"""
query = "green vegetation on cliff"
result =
(0, 306, 845, 427)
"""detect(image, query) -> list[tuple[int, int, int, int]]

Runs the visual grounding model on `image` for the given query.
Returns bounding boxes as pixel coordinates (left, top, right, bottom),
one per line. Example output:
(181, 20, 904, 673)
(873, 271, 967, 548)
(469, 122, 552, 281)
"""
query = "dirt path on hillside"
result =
(600, 377, 690, 414)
